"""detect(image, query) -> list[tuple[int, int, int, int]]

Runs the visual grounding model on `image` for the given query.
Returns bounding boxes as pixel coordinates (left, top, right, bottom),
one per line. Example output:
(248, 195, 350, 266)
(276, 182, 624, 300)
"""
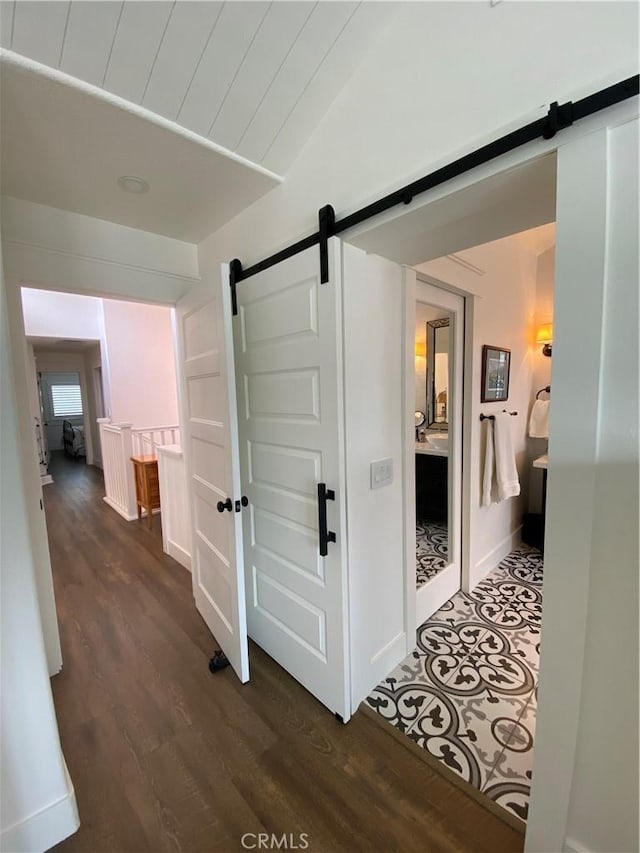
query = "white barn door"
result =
(175, 277, 249, 682)
(233, 239, 350, 720)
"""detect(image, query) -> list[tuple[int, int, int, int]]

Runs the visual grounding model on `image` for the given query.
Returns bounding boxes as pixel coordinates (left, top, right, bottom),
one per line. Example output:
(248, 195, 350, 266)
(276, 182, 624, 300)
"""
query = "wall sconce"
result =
(536, 323, 553, 357)
(415, 341, 426, 359)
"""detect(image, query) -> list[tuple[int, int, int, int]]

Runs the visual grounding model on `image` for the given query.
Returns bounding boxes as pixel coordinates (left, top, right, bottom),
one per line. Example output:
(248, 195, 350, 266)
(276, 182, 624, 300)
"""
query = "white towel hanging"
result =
(529, 399, 550, 438)
(482, 419, 495, 506)
(482, 413, 520, 505)
(494, 412, 520, 500)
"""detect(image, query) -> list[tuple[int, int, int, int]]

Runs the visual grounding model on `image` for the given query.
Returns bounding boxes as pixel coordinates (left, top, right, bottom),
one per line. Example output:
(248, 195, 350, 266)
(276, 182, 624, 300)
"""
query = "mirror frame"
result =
(426, 317, 450, 429)
(481, 345, 511, 402)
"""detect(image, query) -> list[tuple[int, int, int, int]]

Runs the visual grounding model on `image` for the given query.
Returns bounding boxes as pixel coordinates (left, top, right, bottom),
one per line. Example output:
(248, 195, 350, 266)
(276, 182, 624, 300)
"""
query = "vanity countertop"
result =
(533, 454, 548, 470)
(415, 442, 448, 458)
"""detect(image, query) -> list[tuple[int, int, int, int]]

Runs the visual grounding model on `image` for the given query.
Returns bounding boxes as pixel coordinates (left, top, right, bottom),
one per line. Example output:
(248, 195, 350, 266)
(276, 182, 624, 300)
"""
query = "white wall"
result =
(25, 341, 42, 451)
(84, 343, 103, 467)
(528, 246, 555, 511)
(1, 249, 79, 851)
(101, 299, 178, 428)
(342, 246, 406, 709)
(21, 287, 103, 340)
(418, 233, 538, 587)
(562, 117, 639, 853)
(2, 196, 199, 303)
(526, 118, 639, 853)
(196, 2, 637, 276)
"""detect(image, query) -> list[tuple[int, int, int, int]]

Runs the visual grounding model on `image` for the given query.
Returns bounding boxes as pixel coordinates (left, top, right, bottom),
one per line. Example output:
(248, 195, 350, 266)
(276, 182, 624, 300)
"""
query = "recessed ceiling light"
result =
(117, 175, 150, 194)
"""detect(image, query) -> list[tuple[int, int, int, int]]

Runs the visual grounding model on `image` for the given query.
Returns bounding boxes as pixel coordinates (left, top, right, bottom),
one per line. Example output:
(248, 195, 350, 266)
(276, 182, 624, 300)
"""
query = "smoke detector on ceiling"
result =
(117, 175, 150, 194)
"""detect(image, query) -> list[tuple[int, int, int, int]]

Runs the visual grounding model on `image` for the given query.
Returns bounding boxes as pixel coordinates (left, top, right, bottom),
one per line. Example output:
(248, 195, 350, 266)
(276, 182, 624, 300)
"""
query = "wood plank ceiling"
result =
(0, 1, 395, 175)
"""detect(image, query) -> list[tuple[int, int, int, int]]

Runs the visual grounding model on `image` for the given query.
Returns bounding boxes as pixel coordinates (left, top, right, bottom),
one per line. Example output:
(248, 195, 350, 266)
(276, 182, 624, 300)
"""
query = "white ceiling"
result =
(0, 57, 282, 241)
(347, 153, 558, 266)
(28, 336, 100, 352)
(0, 1, 395, 175)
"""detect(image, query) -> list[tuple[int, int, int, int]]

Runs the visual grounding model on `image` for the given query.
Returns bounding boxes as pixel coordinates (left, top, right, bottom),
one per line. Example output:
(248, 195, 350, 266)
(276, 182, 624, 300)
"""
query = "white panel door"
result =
(176, 277, 249, 682)
(233, 239, 349, 720)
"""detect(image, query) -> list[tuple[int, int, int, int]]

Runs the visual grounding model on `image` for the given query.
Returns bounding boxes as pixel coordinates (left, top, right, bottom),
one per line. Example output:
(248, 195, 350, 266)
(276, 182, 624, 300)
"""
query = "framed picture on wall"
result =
(481, 345, 511, 402)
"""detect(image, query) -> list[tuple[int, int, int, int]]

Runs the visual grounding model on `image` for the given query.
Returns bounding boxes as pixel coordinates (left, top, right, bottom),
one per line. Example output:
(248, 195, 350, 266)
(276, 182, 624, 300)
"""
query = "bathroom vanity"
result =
(415, 437, 448, 521)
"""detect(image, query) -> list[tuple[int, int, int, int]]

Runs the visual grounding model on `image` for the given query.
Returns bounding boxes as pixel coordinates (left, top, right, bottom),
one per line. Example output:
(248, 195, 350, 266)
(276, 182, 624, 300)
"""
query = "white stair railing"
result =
(98, 419, 137, 520)
(131, 425, 180, 458)
(98, 419, 182, 522)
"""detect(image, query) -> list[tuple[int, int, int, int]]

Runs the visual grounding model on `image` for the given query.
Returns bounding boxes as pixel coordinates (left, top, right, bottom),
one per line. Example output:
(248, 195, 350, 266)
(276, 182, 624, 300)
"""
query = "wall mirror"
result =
(426, 318, 450, 429)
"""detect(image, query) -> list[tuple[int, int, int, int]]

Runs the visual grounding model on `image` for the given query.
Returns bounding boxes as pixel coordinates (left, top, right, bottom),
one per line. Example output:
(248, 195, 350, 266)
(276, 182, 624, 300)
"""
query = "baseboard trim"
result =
(564, 837, 591, 853)
(103, 495, 137, 521)
(470, 524, 522, 590)
(0, 764, 79, 852)
(167, 539, 191, 572)
(351, 631, 406, 715)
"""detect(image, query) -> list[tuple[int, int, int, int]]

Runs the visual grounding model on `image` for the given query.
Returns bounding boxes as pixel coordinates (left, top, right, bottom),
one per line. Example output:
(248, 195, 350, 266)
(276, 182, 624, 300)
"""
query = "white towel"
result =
(528, 399, 550, 438)
(494, 413, 520, 501)
(482, 420, 495, 506)
(482, 414, 520, 506)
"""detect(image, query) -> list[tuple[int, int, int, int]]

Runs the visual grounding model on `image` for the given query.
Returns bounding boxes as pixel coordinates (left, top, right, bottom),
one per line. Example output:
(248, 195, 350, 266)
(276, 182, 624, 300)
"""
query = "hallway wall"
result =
(1, 249, 79, 851)
(101, 299, 178, 428)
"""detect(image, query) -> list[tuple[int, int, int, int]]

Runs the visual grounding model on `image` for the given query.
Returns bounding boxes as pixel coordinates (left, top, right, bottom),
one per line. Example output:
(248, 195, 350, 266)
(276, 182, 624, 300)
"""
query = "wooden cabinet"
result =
(130, 455, 160, 529)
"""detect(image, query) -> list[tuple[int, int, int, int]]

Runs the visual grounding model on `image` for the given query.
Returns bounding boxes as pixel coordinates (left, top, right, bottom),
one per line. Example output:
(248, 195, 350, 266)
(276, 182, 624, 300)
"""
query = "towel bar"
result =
(480, 410, 518, 421)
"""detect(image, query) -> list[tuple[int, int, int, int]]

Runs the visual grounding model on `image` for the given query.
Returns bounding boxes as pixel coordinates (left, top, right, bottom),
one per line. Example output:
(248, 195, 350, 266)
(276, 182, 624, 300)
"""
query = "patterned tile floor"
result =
(416, 519, 449, 587)
(367, 545, 543, 824)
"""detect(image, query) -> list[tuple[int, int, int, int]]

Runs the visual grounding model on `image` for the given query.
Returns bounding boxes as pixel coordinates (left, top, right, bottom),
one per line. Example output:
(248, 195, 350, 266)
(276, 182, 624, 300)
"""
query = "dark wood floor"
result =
(46, 452, 523, 853)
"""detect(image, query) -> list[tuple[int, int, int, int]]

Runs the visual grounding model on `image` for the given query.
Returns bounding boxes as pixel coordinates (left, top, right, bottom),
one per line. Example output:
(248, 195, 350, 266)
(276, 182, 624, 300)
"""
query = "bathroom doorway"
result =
(411, 278, 465, 626)
(366, 220, 555, 826)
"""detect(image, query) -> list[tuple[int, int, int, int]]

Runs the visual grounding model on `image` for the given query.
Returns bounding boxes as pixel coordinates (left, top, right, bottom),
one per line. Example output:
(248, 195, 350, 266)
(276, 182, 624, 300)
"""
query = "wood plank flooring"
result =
(46, 453, 523, 853)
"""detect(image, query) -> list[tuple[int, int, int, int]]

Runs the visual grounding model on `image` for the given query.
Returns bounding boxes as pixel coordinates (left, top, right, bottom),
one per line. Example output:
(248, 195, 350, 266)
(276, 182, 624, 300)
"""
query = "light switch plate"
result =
(370, 458, 393, 489)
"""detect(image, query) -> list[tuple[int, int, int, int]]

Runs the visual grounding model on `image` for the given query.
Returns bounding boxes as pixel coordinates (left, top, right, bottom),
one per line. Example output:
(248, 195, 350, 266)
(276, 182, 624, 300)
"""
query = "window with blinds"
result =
(51, 384, 83, 417)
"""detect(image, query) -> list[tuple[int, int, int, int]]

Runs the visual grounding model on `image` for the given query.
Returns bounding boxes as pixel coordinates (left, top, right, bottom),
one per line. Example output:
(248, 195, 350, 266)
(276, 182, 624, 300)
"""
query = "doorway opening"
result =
(354, 154, 556, 826)
(412, 280, 465, 628)
(20, 285, 187, 548)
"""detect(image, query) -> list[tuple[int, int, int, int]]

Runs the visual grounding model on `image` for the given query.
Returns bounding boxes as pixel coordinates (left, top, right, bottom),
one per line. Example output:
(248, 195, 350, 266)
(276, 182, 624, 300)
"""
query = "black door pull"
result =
(317, 482, 336, 556)
(235, 496, 249, 512)
(217, 498, 233, 513)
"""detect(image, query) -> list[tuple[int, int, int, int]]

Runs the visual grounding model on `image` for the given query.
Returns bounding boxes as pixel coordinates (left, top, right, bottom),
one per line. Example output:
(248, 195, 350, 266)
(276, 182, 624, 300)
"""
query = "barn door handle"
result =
(317, 482, 336, 557)
(217, 498, 233, 513)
